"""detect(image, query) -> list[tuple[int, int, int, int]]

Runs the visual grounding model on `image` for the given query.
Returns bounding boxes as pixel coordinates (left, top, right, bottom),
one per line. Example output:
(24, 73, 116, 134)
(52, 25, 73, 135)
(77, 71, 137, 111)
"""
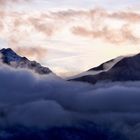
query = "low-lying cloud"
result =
(1, 65, 140, 139)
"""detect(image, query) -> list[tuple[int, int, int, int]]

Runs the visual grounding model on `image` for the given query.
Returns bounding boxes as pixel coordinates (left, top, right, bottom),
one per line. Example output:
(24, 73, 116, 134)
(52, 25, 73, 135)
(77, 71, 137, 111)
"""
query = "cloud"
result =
(0, 0, 31, 5)
(14, 47, 48, 61)
(110, 11, 140, 23)
(0, 65, 92, 128)
(49, 8, 140, 44)
(0, 8, 140, 76)
(1, 65, 140, 139)
(0, 8, 139, 49)
(29, 17, 55, 37)
(71, 24, 140, 44)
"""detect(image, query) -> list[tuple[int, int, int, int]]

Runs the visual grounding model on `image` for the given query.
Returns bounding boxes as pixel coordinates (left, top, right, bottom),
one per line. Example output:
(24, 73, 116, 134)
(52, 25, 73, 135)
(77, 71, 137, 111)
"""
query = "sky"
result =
(0, 0, 140, 76)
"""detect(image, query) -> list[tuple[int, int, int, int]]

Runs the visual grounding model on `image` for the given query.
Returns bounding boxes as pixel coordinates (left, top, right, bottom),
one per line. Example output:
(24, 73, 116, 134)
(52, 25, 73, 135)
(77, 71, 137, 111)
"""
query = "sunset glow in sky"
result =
(0, 0, 140, 76)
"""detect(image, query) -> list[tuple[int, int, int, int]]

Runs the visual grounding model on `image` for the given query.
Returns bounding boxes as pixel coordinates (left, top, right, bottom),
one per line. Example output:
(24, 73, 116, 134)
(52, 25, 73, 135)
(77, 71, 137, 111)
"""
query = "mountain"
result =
(71, 53, 140, 84)
(0, 48, 52, 74)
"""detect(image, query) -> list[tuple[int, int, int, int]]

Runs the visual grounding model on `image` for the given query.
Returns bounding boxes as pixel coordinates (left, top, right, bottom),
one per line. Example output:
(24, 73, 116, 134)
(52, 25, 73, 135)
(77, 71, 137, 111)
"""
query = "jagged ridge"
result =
(71, 53, 140, 84)
(0, 48, 52, 75)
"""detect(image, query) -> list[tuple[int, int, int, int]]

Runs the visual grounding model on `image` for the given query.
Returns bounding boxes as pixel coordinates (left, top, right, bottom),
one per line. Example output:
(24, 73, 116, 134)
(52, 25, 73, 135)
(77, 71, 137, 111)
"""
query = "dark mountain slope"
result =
(72, 53, 140, 84)
(0, 48, 52, 75)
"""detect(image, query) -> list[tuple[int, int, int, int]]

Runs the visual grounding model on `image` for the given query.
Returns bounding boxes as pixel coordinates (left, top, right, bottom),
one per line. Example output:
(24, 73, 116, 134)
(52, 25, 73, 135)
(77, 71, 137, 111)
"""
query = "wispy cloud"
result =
(110, 11, 140, 23)
(0, 8, 140, 75)
(0, 8, 139, 46)
(29, 17, 55, 37)
(0, 0, 31, 6)
(71, 24, 140, 44)
(15, 47, 48, 61)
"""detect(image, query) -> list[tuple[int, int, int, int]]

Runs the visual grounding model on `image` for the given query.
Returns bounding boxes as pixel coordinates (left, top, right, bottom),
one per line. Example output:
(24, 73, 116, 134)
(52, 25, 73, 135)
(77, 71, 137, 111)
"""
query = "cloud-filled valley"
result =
(0, 63, 140, 139)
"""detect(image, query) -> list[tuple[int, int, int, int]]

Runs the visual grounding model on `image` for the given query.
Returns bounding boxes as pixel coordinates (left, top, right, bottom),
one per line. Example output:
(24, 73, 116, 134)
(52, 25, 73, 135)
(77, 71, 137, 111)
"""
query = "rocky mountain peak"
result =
(0, 48, 52, 75)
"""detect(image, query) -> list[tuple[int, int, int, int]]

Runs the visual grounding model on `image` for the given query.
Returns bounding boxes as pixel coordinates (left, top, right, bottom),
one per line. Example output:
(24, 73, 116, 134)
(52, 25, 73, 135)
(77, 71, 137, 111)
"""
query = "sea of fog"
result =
(0, 64, 140, 140)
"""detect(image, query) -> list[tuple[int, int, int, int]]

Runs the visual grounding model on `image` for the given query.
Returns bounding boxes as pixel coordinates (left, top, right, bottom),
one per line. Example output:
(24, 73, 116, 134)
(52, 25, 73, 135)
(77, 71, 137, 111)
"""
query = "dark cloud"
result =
(0, 65, 140, 139)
